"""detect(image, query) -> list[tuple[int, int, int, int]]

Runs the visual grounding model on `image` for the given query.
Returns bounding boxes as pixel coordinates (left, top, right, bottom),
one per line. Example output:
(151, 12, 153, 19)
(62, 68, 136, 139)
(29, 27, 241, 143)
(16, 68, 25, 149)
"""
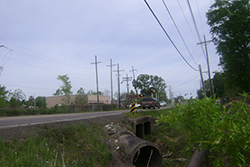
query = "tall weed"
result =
(157, 93, 250, 166)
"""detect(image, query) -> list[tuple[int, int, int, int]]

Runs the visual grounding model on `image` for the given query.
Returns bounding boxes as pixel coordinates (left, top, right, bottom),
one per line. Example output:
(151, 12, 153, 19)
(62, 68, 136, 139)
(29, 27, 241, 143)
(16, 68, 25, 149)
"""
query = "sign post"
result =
(130, 102, 135, 115)
(81, 104, 83, 112)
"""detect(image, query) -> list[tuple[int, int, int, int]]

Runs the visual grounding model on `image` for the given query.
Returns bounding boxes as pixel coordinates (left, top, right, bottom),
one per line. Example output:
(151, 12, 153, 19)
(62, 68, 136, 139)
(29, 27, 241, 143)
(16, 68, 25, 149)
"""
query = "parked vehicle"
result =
(159, 101, 167, 106)
(141, 97, 160, 109)
(128, 103, 141, 108)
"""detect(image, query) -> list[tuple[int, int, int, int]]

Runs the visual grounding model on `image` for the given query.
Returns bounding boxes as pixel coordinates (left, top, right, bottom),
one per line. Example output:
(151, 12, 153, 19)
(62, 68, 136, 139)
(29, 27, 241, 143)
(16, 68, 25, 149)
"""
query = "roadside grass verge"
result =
(0, 123, 113, 167)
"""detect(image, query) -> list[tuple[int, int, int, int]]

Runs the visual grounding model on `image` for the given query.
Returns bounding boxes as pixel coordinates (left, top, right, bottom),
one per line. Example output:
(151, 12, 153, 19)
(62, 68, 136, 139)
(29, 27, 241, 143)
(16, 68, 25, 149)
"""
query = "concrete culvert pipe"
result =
(119, 134, 162, 167)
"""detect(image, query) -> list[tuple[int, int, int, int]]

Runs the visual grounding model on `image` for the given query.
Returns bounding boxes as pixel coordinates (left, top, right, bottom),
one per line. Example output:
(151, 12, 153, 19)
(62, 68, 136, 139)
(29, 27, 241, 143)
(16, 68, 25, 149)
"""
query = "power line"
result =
(162, 0, 197, 66)
(0, 54, 85, 75)
(176, 0, 198, 42)
(13, 50, 86, 70)
(186, 0, 206, 59)
(195, 0, 205, 36)
(143, 0, 198, 71)
(2, 83, 55, 91)
(0, 37, 87, 70)
(166, 45, 199, 82)
(172, 74, 199, 89)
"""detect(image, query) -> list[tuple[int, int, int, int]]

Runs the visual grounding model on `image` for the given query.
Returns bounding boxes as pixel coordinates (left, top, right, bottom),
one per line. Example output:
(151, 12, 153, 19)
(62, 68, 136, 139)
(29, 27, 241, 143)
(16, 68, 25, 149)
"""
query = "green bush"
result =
(102, 104, 117, 111)
(157, 93, 250, 166)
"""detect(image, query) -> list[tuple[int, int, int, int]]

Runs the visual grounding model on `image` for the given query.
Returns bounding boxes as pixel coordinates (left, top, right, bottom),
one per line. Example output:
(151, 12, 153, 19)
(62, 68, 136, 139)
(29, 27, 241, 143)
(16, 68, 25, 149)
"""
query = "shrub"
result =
(157, 92, 250, 166)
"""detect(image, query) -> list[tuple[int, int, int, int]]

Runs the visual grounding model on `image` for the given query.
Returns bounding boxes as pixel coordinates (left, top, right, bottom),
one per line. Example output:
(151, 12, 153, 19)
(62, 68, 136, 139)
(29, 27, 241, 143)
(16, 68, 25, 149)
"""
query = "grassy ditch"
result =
(0, 123, 113, 167)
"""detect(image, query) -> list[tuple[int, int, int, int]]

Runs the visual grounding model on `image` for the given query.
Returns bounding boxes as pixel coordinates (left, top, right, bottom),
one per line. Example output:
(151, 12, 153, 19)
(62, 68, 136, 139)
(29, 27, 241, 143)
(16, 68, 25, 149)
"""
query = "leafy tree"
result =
(197, 72, 225, 99)
(55, 74, 73, 106)
(75, 87, 87, 105)
(53, 88, 63, 96)
(120, 92, 129, 107)
(197, 89, 204, 100)
(0, 85, 8, 108)
(88, 90, 103, 95)
(8, 89, 26, 108)
(27, 95, 35, 107)
(175, 95, 184, 103)
(213, 72, 225, 98)
(133, 74, 167, 97)
(35, 96, 46, 108)
(206, 0, 250, 94)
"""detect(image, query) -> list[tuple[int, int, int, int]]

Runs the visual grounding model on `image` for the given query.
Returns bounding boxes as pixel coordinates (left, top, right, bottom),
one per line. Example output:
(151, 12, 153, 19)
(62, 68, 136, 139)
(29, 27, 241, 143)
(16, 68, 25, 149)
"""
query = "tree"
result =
(133, 74, 167, 97)
(28, 95, 35, 107)
(53, 88, 63, 96)
(0, 85, 8, 108)
(35, 96, 46, 108)
(88, 90, 103, 95)
(8, 89, 26, 108)
(75, 87, 87, 105)
(197, 89, 204, 100)
(213, 72, 225, 98)
(55, 74, 73, 106)
(175, 95, 184, 103)
(206, 0, 250, 94)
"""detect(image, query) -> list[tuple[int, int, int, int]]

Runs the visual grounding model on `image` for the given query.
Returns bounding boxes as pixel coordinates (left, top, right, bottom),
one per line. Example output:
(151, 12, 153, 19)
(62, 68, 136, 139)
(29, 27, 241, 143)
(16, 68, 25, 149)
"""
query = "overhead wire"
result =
(1, 49, 12, 66)
(169, 67, 193, 86)
(186, 0, 206, 59)
(165, 44, 199, 83)
(176, 0, 198, 42)
(12, 49, 89, 70)
(162, 0, 197, 66)
(143, 0, 198, 72)
(0, 54, 86, 76)
(195, 0, 205, 36)
(0, 37, 88, 70)
(2, 83, 55, 91)
(172, 73, 199, 90)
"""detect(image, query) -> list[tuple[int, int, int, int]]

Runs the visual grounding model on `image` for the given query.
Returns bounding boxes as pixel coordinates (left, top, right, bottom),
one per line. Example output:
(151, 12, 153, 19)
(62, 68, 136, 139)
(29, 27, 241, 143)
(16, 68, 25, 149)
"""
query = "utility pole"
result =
(169, 85, 171, 104)
(198, 36, 214, 97)
(122, 74, 132, 105)
(130, 66, 138, 97)
(106, 59, 116, 104)
(113, 64, 124, 108)
(199, 64, 206, 98)
(91, 55, 101, 104)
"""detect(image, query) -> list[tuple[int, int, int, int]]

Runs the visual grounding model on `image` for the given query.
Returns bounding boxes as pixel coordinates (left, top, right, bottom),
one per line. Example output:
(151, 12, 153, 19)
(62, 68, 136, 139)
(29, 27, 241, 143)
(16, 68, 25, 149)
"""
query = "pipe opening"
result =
(144, 121, 151, 135)
(136, 124, 144, 138)
(133, 146, 162, 167)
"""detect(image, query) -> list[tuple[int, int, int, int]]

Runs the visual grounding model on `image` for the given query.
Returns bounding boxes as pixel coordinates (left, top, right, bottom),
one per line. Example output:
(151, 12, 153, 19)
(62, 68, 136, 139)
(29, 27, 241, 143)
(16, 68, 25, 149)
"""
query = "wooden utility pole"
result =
(106, 59, 116, 104)
(91, 55, 101, 104)
(199, 64, 206, 98)
(122, 74, 132, 105)
(130, 66, 138, 97)
(198, 36, 214, 97)
(113, 64, 124, 108)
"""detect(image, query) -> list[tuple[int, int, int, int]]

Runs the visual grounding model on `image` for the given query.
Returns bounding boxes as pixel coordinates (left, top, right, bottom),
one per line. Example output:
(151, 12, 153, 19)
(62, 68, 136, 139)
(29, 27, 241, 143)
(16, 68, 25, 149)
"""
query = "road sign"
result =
(130, 102, 135, 114)
(81, 104, 83, 112)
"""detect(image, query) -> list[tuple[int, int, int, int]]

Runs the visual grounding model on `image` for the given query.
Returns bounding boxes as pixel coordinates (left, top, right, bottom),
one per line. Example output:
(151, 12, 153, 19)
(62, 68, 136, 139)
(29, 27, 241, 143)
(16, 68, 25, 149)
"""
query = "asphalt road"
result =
(0, 106, 172, 129)
(0, 110, 131, 129)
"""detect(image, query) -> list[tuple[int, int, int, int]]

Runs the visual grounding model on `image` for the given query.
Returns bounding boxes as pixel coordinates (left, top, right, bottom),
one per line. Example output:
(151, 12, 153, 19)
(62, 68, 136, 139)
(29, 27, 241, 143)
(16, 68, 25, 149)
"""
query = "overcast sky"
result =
(0, 0, 219, 100)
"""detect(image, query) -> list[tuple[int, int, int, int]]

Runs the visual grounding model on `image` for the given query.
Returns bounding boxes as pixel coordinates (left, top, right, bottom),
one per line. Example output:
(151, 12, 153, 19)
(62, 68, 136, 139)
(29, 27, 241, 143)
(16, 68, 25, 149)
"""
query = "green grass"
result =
(0, 123, 113, 167)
